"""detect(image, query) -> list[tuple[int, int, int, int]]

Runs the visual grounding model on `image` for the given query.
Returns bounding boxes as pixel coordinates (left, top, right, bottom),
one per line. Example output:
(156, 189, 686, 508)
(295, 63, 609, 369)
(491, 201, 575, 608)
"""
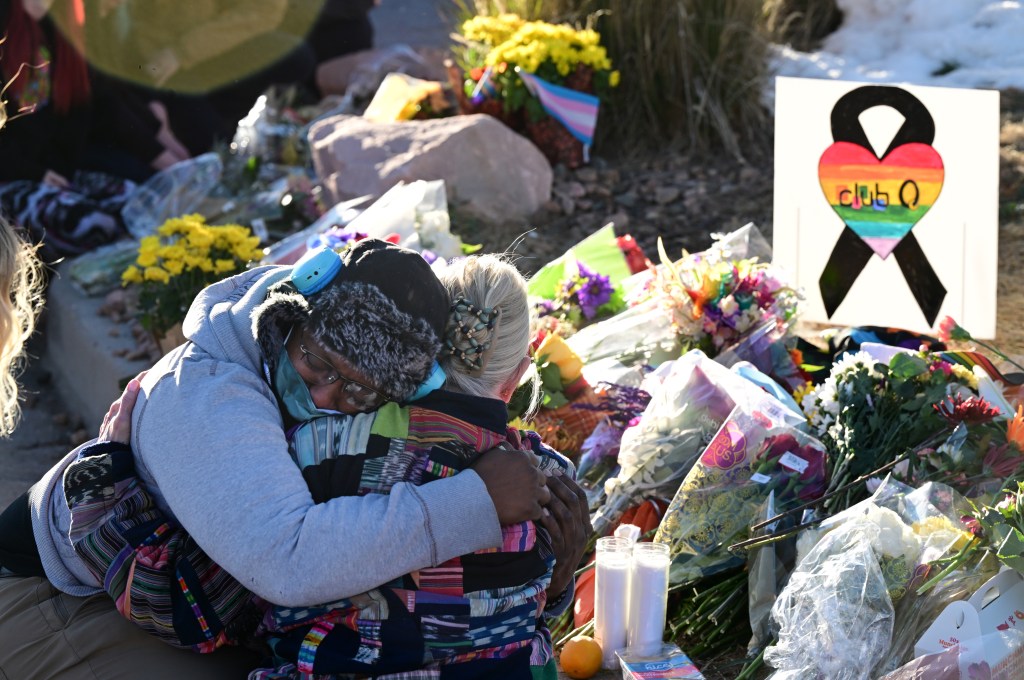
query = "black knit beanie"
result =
(252, 239, 447, 399)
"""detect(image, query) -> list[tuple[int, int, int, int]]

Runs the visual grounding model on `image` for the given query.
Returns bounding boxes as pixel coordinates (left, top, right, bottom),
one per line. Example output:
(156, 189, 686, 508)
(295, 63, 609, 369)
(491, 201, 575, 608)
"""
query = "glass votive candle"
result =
(626, 541, 671, 657)
(594, 536, 632, 669)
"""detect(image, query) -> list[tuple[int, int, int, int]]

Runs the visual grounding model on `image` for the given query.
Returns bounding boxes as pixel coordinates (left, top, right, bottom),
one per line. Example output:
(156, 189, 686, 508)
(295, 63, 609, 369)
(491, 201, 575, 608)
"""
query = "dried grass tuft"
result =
(762, 0, 842, 52)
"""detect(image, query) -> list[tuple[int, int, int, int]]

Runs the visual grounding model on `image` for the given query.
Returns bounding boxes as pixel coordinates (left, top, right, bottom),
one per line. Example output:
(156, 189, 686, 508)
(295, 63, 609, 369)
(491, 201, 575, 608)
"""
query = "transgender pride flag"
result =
(518, 70, 600, 160)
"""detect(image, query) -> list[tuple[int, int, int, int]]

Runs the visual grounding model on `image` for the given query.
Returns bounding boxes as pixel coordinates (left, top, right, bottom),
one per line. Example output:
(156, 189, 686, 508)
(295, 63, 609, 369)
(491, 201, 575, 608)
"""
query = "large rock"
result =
(309, 114, 552, 224)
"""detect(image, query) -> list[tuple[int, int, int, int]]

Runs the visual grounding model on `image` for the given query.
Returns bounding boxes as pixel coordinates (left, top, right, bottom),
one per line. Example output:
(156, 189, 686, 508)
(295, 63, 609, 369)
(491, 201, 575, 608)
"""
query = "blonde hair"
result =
(437, 254, 538, 412)
(0, 217, 44, 436)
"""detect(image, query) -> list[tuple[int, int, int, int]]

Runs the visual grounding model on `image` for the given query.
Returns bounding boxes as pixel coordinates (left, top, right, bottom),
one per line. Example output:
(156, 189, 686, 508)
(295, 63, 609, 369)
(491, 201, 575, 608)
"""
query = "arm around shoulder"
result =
(133, 359, 502, 606)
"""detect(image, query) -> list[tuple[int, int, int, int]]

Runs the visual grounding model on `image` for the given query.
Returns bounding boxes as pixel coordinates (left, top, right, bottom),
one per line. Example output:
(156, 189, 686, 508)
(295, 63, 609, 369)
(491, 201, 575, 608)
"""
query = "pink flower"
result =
(968, 661, 992, 680)
(961, 515, 985, 538)
(937, 316, 972, 343)
(983, 444, 1024, 480)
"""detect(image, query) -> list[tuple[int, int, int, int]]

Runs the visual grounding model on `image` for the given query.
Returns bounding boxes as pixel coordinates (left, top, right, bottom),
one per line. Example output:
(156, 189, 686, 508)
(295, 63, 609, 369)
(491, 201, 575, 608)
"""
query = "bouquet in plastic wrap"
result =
(592, 351, 802, 537)
(654, 409, 825, 585)
(764, 479, 983, 679)
(765, 518, 896, 680)
(635, 227, 799, 358)
(565, 299, 681, 369)
(529, 225, 648, 337)
(566, 224, 782, 369)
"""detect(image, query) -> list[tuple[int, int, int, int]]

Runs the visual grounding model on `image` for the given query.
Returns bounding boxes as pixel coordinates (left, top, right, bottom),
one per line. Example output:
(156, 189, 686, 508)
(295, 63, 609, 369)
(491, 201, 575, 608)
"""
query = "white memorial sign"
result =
(772, 76, 999, 336)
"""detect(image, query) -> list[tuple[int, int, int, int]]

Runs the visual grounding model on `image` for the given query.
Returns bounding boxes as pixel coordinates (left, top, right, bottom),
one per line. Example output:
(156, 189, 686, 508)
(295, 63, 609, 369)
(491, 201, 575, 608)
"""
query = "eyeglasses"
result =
(296, 332, 392, 408)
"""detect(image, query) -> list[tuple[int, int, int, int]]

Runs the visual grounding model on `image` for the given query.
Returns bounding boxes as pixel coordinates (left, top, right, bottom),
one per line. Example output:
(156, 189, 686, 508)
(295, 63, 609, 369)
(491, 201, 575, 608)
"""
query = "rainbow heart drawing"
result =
(818, 141, 944, 259)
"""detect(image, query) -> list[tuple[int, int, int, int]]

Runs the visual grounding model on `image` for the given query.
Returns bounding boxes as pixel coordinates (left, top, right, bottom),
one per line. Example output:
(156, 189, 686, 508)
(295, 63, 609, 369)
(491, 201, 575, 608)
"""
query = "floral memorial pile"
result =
(501, 223, 1024, 679)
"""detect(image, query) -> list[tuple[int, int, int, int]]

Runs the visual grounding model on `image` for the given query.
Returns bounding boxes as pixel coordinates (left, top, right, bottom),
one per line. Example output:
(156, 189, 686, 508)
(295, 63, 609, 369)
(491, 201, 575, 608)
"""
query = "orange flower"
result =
(1008, 404, 1024, 451)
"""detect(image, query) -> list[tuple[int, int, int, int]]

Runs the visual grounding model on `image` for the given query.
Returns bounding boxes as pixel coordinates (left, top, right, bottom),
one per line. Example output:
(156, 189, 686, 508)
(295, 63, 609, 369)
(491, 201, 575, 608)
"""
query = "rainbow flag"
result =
(940, 350, 1024, 386)
(518, 70, 599, 159)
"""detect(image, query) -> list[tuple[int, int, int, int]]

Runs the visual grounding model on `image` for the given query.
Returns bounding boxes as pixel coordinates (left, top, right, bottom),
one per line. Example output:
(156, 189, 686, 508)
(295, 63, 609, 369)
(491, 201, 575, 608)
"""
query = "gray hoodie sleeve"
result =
(132, 357, 502, 608)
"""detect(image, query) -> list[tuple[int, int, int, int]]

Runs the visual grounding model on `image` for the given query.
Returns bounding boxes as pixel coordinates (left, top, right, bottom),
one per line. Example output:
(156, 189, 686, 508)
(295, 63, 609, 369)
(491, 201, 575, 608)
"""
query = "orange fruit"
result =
(559, 635, 603, 679)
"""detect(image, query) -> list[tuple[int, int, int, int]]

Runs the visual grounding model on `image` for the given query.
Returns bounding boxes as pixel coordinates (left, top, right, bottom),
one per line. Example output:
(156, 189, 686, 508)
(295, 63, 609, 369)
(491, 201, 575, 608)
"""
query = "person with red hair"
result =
(0, 0, 197, 258)
(0, 0, 92, 184)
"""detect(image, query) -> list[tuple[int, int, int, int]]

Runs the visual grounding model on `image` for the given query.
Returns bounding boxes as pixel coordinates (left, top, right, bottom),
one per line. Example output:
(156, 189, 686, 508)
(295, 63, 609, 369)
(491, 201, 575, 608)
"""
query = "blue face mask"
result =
(272, 346, 336, 422)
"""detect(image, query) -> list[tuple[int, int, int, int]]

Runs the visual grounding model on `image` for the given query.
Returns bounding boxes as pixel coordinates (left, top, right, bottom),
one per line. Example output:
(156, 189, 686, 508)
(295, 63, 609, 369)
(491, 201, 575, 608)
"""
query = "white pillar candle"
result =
(594, 536, 632, 669)
(627, 542, 671, 657)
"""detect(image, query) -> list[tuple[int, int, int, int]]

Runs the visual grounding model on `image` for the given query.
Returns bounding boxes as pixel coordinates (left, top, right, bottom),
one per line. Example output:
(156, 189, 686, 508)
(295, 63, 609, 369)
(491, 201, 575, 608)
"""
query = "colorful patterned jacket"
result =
(256, 390, 571, 679)
(62, 391, 572, 678)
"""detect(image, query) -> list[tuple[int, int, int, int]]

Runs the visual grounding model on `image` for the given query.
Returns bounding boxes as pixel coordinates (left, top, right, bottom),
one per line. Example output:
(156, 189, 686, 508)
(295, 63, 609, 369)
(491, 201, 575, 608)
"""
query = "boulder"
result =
(309, 114, 552, 224)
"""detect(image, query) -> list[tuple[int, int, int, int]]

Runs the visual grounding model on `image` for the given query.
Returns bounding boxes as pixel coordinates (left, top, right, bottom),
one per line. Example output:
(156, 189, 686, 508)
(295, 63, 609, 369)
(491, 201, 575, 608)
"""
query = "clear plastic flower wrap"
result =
(880, 553, 999, 674)
(654, 408, 826, 585)
(765, 479, 983, 679)
(566, 297, 681, 368)
(764, 516, 896, 680)
(746, 492, 800, 657)
(591, 350, 805, 537)
(122, 153, 223, 240)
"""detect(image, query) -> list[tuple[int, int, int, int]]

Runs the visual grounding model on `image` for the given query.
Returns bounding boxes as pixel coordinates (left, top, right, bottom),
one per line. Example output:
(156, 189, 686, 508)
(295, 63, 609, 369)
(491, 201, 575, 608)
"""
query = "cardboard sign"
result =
(773, 76, 999, 337)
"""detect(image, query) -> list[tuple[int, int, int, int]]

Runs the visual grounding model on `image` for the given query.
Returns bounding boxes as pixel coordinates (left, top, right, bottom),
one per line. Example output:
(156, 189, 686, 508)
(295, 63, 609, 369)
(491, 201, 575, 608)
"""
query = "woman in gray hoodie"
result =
(0, 239, 571, 678)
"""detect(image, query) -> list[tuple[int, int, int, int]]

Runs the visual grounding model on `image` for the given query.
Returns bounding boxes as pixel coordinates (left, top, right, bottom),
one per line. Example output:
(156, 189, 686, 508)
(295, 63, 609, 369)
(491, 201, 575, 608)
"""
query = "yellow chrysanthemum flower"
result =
(186, 228, 214, 249)
(158, 244, 186, 262)
(609, 70, 621, 87)
(214, 259, 237, 274)
(792, 381, 814, 406)
(121, 265, 143, 284)
(136, 251, 158, 268)
(143, 266, 171, 284)
(139, 235, 161, 253)
(183, 254, 207, 271)
(949, 364, 979, 389)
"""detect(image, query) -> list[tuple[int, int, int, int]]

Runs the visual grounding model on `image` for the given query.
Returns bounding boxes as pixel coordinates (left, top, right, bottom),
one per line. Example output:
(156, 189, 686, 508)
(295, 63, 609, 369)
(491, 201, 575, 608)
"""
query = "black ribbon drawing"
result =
(819, 85, 946, 326)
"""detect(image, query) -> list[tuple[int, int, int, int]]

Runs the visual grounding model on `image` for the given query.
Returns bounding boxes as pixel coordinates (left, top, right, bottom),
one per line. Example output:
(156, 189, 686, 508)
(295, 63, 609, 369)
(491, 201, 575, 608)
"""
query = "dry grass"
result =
(762, 0, 843, 51)
(596, 0, 771, 160)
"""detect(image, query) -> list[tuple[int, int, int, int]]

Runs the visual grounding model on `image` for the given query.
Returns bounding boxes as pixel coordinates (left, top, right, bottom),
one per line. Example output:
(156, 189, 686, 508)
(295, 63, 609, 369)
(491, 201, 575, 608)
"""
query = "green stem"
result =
(735, 648, 765, 680)
(975, 339, 1024, 374)
(573, 561, 595, 578)
(555, 619, 594, 648)
(916, 537, 981, 595)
